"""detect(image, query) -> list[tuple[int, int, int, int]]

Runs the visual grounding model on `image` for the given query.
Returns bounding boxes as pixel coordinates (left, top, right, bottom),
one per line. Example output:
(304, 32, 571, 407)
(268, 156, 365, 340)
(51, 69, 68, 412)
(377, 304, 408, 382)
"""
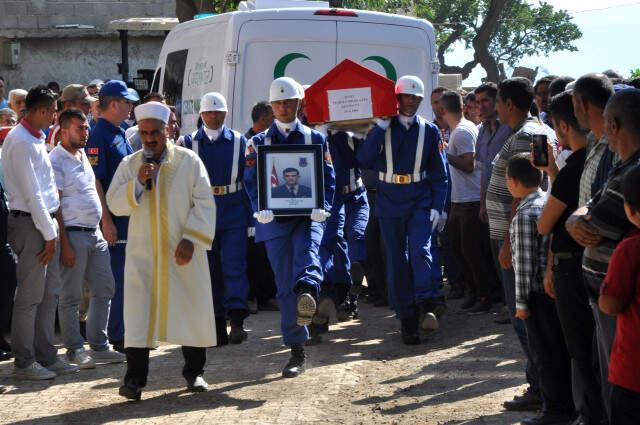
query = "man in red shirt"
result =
(599, 164, 640, 425)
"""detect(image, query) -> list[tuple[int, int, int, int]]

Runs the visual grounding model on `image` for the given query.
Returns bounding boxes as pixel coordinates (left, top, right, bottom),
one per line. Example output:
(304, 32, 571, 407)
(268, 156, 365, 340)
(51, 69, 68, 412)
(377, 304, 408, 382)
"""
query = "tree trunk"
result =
(472, 0, 507, 82)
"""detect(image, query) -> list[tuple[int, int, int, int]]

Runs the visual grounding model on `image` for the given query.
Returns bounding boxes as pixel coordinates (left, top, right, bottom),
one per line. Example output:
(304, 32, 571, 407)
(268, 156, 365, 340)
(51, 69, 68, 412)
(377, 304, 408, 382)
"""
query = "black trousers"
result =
(448, 202, 499, 299)
(125, 346, 206, 387)
(525, 292, 575, 416)
(0, 243, 17, 334)
(611, 384, 640, 425)
(362, 191, 387, 302)
(247, 237, 277, 304)
(553, 255, 604, 424)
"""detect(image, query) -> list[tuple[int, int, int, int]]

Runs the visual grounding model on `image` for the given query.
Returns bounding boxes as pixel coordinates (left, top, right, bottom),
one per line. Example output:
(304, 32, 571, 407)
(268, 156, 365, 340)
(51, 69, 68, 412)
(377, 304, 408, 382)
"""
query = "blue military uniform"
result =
(182, 126, 250, 322)
(357, 116, 447, 321)
(319, 131, 369, 306)
(86, 117, 133, 346)
(244, 120, 335, 347)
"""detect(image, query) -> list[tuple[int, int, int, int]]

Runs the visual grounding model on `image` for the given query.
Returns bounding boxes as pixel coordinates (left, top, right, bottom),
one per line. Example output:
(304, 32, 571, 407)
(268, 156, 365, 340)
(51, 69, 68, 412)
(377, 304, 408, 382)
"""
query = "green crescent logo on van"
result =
(362, 56, 397, 82)
(274, 53, 311, 79)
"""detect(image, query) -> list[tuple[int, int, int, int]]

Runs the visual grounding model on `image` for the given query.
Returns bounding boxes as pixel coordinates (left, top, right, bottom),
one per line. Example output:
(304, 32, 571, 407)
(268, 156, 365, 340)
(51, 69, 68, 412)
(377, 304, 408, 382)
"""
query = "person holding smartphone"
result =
(535, 92, 603, 425)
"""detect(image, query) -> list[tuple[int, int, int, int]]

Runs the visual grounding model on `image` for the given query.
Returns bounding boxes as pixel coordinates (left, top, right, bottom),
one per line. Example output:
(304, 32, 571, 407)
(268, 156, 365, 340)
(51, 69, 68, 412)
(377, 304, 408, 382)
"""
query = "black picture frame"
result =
(257, 144, 325, 217)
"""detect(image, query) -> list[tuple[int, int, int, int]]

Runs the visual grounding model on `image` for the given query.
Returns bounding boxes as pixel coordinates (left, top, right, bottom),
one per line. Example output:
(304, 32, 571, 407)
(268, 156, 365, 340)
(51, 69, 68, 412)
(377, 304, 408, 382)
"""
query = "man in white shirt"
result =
(441, 91, 499, 314)
(50, 109, 126, 369)
(1, 86, 78, 380)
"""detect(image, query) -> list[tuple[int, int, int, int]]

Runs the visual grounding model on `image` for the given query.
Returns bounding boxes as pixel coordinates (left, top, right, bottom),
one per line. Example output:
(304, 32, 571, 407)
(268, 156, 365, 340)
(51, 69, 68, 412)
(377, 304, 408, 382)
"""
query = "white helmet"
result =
(395, 75, 425, 98)
(269, 77, 303, 102)
(200, 92, 228, 113)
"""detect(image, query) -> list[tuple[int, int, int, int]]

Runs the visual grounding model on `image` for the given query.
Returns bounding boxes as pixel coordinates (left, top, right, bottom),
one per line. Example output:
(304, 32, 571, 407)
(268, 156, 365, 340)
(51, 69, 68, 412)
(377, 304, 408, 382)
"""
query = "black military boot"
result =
(229, 309, 248, 344)
(401, 316, 420, 345)
(305, 322, 324, 346)
(215, 316, 229, 347)
(282, 344, 306, 378)
(334, 282, 352, 322)
(296, 284, 317, 326)
(348, 293, 359, 320)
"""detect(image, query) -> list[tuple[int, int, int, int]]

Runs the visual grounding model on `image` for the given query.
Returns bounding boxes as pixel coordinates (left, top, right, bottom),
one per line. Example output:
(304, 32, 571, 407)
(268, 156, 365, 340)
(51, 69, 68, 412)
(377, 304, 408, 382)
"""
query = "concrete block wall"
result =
(0, 0, 176, 32)
(0, 1, 178, 90)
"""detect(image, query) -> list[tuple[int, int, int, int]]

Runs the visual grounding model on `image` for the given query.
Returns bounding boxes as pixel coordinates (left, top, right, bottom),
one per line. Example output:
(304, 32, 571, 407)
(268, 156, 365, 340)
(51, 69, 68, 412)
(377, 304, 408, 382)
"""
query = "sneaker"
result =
(421, 312, 439, 331)
(89, 348, 126, 364)
(494, 305, 512, 325)
(13, 362, 56, 380)
(469, 298, 493, 315)
(67, 347, 96, 369)
(45, 359, 79, 375)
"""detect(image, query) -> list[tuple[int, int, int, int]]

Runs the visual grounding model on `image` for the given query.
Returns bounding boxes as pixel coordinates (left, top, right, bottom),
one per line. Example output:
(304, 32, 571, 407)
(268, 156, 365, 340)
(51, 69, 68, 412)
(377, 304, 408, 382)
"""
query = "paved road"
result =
(0, 300, 530, 425)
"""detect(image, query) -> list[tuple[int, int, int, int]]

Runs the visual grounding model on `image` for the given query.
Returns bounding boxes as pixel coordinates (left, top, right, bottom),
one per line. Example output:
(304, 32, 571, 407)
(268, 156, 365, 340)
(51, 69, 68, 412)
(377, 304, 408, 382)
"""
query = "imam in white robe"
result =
(106, 142, 217, 348)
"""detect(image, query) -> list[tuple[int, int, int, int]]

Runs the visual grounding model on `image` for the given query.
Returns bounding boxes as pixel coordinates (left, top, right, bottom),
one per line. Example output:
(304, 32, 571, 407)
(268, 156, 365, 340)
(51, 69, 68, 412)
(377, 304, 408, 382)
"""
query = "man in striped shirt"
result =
(572, 74, 615, 207)
(486, 77, 557, 411)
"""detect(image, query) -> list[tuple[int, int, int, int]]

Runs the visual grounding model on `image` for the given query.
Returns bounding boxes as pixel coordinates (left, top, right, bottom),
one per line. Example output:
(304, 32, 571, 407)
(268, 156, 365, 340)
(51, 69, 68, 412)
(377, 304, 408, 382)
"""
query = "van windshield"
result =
(163, 49, 188, 121)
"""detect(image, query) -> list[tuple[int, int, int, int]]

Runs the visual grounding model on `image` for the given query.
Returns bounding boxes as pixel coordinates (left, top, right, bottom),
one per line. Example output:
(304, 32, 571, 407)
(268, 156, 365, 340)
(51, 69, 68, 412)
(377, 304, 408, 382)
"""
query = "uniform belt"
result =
(212, 182, 243, 196)
(378, 171, 427, 184)
(66, 226, 97, 232)
(340, 177, 364, 194)
(11, 210, 56, 219)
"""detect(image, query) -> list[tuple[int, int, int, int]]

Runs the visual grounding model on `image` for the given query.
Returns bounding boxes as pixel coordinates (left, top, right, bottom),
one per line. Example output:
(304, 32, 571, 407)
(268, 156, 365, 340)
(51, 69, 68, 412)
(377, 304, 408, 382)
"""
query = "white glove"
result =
(253, 210, 274, 224)
(247, 227, 256, 237)
(430, 209, 440, 232)
(437, 211, 448, 233)
(374, 118, 391, 130)
(310, 208, 330, 222)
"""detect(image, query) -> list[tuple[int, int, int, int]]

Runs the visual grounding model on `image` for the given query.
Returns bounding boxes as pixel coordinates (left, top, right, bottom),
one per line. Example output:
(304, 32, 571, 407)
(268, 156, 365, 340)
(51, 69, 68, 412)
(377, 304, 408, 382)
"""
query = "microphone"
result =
(143, 149, 154, 191)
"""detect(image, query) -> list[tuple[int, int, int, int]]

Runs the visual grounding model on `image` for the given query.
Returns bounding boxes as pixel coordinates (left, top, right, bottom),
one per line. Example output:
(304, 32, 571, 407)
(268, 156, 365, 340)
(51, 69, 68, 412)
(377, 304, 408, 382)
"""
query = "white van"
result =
(152, 2, 439, 133)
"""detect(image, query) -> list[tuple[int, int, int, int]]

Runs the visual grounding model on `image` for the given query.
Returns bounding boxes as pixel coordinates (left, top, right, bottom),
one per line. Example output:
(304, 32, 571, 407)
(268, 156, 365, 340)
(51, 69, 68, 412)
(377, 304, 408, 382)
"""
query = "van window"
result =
(163, 49, 189, 118)
(151, 67, 161, 94)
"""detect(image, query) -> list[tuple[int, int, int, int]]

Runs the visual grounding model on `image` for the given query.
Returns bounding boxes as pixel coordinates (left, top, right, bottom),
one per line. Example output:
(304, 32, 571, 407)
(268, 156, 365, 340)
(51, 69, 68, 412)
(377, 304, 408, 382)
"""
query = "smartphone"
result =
(532, 134, 548, 166)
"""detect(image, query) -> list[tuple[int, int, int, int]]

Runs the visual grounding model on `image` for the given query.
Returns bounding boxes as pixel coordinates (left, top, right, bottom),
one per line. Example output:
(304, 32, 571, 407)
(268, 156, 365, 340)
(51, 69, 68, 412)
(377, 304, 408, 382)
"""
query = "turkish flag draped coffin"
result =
(304, 59, 397, 126)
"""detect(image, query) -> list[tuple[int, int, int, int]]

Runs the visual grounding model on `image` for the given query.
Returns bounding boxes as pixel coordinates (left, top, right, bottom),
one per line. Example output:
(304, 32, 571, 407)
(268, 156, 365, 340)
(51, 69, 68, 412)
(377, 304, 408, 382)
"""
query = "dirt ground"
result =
(0, 298, 531, 425)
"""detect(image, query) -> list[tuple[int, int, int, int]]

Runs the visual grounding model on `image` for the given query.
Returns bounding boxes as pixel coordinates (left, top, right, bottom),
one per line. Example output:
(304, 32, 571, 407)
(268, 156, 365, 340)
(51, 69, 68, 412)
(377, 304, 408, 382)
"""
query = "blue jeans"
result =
(492, 238, 540, 393)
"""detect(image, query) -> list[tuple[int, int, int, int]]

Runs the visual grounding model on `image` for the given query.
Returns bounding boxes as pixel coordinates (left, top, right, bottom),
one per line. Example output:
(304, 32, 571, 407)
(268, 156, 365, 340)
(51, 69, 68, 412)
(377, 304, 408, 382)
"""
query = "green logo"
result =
(274, 53, 311, 79)
(362, 56, 397, 81)
(273, 53, 397, 82)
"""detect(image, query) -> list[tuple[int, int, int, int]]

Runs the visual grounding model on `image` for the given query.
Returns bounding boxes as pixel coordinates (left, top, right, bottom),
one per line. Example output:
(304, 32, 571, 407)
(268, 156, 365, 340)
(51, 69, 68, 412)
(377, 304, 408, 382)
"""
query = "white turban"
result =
(135, 101, 170, 124)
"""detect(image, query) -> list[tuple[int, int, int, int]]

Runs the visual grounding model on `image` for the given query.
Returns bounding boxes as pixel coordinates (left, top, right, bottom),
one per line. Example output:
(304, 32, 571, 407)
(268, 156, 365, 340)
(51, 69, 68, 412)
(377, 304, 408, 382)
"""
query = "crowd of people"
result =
(0, 69, 639, 425)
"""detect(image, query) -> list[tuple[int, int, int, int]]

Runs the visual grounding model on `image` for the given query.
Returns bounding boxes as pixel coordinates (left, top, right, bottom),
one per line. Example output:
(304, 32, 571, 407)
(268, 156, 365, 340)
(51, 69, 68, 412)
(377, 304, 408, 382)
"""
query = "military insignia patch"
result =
(88, 156, 98, 166)
(245, 158, 256, 167)
(87, 148, 99, 155)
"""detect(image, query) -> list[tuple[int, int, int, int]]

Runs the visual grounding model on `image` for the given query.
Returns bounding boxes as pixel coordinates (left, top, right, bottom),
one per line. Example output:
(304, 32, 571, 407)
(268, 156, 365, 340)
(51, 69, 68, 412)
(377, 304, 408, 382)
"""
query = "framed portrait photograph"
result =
(257, 144, 325, 217)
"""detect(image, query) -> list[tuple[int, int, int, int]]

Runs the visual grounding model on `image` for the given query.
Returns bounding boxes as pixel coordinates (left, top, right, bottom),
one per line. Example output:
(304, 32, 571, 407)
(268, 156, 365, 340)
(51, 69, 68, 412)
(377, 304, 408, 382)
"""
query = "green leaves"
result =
(345, 0, 582, 81)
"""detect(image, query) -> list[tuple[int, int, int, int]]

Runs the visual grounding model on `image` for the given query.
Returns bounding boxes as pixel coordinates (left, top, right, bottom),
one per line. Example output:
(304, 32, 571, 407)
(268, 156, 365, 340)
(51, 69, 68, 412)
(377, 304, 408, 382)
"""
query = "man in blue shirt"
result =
(85, 80, 138, 352)
(244, 77, 335, 377)
(180, 92, 251, 345)
(357, 75, 448, 345)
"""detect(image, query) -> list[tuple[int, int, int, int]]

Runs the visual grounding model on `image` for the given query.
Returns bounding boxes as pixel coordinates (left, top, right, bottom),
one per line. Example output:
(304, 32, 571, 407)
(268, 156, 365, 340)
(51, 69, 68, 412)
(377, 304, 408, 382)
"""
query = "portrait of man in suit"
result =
(271, 167, 312, 198)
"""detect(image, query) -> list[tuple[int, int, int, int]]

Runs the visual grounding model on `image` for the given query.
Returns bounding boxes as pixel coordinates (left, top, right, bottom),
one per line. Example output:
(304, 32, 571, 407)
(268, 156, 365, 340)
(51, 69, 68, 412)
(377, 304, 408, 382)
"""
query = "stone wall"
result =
(0, 0, 177, 90)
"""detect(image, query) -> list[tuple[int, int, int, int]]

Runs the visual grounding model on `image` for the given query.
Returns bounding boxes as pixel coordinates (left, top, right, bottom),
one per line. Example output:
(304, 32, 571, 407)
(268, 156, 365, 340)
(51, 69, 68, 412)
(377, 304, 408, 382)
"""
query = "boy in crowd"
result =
(507, 153, 574, 425)
(599, 164, 640, 425)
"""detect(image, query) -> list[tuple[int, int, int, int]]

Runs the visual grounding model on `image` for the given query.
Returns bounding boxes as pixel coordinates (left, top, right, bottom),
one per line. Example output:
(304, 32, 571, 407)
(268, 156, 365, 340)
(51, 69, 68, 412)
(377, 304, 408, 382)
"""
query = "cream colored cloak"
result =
(107, 142, 217, 348)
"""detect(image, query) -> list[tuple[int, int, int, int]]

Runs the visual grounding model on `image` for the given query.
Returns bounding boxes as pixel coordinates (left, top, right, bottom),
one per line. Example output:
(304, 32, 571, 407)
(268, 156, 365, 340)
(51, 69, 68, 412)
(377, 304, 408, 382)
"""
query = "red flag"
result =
(271, 163, 279, 188)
